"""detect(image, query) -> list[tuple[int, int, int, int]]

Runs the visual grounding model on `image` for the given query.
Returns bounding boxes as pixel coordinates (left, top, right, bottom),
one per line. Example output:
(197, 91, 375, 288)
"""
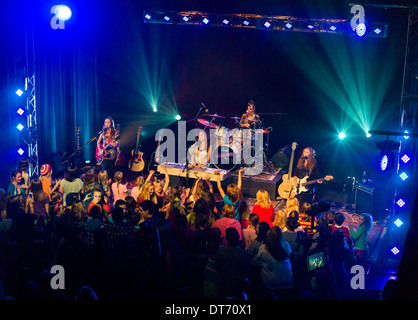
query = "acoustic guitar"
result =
(277, 142, 298, 199)
(128, 126, 145, 172)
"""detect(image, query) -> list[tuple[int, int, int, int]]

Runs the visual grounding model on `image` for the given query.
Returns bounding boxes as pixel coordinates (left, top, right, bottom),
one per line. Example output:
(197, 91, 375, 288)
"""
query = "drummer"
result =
(239, 100, 261, 129)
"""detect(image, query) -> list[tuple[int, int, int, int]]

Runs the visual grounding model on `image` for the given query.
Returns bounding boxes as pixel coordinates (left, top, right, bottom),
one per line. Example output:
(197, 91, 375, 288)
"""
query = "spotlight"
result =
(285, 22, 293, 29)
(373, 27, 382, 35)
(403, 130, 409, 140)
(17, 148, 25, 156)
(391, 247, 400, 255)
(394, 219, 403, 227)
(376, 139, 399, 172)
(399, 172, 408, 180)
(356, 23, 366, 37)
(222, 19, 229, 25)
(338, 132, 346, 139)
(264, 21, 271, 28)
(16, 89, 24, 96)
(144, 13, 151, 20)
(163, 16, 171, 22)
(175, 115, 181, 120)
(182, 16, 189, 22)
(202, 18, 209, 24)
(55, 5, 72, 21)
(401, 154, 410, 164)
(243, 20, 250, 26)
(330, 25, 337, 31)
(153, 107, 157, 112)
(366, 133, 371, 138)
(396, 199, 406, 208)
(16, 107, 25, 116)
(17, 123, 24, 131)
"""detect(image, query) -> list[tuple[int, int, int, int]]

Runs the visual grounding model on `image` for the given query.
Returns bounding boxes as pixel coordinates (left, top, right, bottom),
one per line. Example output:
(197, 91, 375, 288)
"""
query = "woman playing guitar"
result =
(96, 117, 119, 178)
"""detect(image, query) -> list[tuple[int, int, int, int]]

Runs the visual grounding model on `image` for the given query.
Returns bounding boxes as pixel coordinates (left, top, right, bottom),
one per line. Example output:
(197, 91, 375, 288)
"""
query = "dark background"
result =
(0, 0, 411, 189)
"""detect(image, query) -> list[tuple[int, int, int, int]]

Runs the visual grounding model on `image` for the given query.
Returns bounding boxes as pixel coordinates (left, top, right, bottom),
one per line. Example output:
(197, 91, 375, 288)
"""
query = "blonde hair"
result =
(256, 189, 271, 209)
(114, 171, 123, 193)
(139, 182, 157, 204)
(98, 170, 109, 186)
(273, 209, 286, 229)
(222, 204, 236, 218)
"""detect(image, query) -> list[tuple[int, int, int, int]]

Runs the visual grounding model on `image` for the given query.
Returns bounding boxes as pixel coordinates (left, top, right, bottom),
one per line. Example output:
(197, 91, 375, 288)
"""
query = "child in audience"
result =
(112, 171, 128, 203)
(252, 190, 275, 228)
(216, 168, 245, 220)
(243, 213, 259, 250)
(212, 204, 243, 243)
(350, 213, 373, 267)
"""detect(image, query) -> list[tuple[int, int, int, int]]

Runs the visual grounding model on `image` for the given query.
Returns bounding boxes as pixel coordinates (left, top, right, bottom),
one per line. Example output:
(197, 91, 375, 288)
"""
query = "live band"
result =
(95, 100, 333, 202)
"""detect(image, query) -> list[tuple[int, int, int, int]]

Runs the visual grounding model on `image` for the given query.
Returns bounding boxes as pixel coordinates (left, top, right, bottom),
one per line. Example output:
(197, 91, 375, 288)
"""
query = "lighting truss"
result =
(143, 10, 389, 38)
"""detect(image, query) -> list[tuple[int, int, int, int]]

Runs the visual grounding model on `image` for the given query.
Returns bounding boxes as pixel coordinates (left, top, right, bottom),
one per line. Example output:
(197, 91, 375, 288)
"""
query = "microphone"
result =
(201, 102, 209, 113)
(302, 156, 308, 160)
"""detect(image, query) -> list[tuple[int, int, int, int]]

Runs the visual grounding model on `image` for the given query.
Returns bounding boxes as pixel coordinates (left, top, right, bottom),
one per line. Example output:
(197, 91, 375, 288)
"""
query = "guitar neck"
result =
(302, 178, 324, 186)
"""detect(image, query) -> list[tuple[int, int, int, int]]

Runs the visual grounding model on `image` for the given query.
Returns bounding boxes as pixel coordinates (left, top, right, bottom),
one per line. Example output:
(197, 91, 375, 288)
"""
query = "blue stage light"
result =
(374, 28, 382, 35)
(380, 154, 388, 171)
(330, 25, 337, 31)
(182, 16, 189, 22)
(391, 247, 400, 255)
(17, 107, 25, 116)
(338, 132, 346, 139)
(144, 14, 151, 20)
(394, 219, 403, 227)
(17, 123, 24, 131)
(202, 18, 209, 24)
(222, 19, 229, 25)
(403, 130, 409, 139)
(399, 172, 408, 180)
(16, 89, 23, 96)
(243, 20, 250, 26)
(401, 154, 410, 164)
(356, 23, 366, 37)
(17, 148, 25, 156)
(264, 21, 271, 28)
(396, 199, 405, 208)
(285, 23, 292, 29)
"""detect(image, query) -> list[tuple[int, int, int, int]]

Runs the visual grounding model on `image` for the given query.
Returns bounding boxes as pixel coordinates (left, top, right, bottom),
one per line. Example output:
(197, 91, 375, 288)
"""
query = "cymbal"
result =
(207, 113, 225, 118)
(197, 118, 218, 129)
(230, 116, 241, 120)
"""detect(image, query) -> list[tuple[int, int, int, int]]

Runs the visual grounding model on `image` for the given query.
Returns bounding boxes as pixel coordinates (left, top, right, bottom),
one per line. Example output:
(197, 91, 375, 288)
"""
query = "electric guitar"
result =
(96, 134, 120, 164)
(277, 142, 298, 199)
(296, 175, 334, 194)
(128, 126, 145, 172)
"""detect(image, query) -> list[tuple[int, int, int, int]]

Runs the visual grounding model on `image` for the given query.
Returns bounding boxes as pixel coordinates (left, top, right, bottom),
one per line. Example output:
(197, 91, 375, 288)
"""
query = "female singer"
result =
(97, 117, 119, 178)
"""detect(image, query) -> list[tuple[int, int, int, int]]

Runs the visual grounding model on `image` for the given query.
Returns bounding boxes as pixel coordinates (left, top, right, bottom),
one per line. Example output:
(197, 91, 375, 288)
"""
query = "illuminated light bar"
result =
(143, 11, 388, 38)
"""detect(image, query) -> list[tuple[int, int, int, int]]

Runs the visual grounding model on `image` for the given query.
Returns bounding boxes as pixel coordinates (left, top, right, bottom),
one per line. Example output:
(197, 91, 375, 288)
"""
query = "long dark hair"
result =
(104, 117, 116, 138)
(264, 226, 291, 262)
(296, 147, 317, 172)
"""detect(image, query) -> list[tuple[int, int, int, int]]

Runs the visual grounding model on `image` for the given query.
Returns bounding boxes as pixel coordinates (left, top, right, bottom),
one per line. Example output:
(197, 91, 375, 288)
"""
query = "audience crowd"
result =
(0, 161, 374, 300)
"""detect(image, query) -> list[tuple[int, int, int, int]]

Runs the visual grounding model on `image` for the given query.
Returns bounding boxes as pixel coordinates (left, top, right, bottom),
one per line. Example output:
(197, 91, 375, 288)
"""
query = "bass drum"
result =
(210, 144, 241, 171)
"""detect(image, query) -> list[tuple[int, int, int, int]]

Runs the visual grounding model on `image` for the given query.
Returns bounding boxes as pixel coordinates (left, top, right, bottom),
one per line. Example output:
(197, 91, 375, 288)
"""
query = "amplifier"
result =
(354, 182, 374, 216)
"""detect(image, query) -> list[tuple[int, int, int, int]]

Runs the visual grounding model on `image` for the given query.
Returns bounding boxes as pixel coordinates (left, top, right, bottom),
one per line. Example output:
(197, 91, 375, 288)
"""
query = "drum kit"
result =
(195, 112, 273, 171)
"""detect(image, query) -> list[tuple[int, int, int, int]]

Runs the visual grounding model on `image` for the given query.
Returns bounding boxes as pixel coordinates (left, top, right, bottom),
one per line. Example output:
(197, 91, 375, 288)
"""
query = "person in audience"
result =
(252, 189, 275, 228)
(26, 179, 50, 221)
(59, 167, 83, 206)
(253, 226, 293, 296)
(111, 171, 128, 203)
(243, 213, 259, 250)
(350, 213, 373, 267)
(86, 189, 111, 218)
(212, 204, 243, 244)
(97, 170, 111, 198)
(215, 227, 250, 297)
(40, 164, 61, 201)
(7, 170, 27, 198)
(282, 217, 303, 262)
(216, 167, 245, 220)
(331, 212, 353, 247)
